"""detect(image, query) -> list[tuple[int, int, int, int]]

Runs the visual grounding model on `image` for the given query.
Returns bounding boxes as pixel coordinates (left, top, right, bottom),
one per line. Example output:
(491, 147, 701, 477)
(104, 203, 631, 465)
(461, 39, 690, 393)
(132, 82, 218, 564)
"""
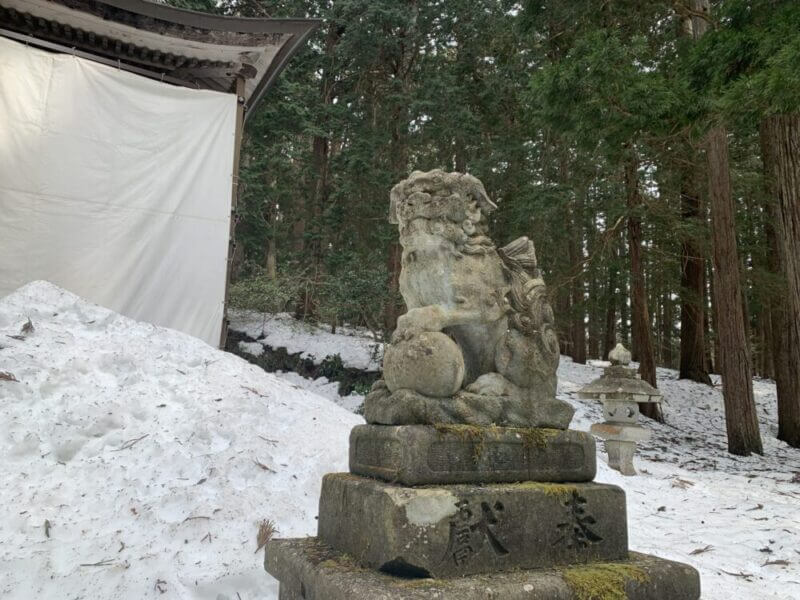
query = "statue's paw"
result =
(391, 325, 424, 343)
(465, 373, 517, 397)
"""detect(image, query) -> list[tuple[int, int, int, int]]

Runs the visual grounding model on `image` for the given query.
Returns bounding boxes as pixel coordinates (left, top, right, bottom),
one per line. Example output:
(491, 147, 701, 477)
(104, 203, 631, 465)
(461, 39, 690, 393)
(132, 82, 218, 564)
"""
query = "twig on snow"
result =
(80, 558, 115, 567)
(182, 515, 211, 523)
(113, 434, 149, 451)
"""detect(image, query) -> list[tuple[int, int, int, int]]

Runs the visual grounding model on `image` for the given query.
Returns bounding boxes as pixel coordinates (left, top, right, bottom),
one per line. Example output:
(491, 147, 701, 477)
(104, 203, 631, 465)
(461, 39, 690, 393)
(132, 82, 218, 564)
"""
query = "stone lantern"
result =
(579, 343, 662, 475)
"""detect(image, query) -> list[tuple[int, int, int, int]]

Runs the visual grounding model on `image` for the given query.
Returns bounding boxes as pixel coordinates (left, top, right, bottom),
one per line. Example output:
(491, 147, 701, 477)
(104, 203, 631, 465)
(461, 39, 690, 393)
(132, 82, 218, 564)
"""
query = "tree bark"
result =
(297, 19, 342, 319)
(706, 257, 720, 373)
(603, 260, 618, 360)
(568, 197, 587, 364)
(760, 115, 800, 448)
(384, 242, 403, 331)
(678, 174, 712, 384)
(265, 237, 277, 280)
(624, 153, 663, 422)
(706, 125, 763, 455)
(661, 288, 674, 368)
(556, 284, 572, 358)
(675, 0, 714, 384)
(587, 258, 600, 360)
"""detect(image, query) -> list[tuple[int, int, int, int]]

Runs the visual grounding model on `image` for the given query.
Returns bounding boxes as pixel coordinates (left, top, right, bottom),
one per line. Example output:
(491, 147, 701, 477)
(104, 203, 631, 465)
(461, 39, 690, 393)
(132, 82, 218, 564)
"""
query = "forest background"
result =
(167, 0, 800, 455)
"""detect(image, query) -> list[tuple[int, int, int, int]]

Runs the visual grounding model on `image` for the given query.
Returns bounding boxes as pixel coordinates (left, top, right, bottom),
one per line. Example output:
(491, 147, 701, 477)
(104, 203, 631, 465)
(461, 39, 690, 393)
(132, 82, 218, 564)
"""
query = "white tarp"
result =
(0, 36, 237, 345)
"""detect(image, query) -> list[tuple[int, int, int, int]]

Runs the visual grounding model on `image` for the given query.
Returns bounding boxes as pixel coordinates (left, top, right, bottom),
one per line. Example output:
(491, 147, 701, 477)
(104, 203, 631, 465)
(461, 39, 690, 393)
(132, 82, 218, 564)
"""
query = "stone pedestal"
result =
(591, 424, 651, 477)
(265, 424, 701, 599)
(268, 539, 701, 600)
(605, 441, 638, 476)
(318, 474, 627, 577)
(350, 424, 596, 485)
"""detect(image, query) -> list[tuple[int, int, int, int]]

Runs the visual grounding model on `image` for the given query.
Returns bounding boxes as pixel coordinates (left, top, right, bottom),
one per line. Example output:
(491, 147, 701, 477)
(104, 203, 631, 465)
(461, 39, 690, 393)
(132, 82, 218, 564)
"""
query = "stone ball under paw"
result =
(383, 331, 465, 398)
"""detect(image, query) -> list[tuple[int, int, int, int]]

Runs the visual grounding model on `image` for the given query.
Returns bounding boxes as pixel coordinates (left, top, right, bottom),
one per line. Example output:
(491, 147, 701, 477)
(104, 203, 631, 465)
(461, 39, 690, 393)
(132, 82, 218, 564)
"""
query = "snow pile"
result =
(0, 282, 362, 600)
(229, 311, 382, 371)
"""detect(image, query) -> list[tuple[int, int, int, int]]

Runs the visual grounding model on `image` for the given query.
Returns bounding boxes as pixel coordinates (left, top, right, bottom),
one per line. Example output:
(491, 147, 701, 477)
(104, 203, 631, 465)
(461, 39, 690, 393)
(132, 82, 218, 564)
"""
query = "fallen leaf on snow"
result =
(253, 458, 276, 473)
(21, 318, 34, 335)
(720, 569, 753, 579)
(671, 477, 695, 489)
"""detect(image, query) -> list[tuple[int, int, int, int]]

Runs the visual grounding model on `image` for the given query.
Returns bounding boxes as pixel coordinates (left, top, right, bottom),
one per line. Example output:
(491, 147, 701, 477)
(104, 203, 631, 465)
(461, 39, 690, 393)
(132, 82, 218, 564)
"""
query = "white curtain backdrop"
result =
(0, 36, 237, 345)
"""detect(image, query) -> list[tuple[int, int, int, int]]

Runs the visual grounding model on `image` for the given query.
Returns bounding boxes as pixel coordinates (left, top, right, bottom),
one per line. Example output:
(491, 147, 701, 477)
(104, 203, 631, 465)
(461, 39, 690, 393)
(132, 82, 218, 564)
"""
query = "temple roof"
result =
(0, 0, 318, 117)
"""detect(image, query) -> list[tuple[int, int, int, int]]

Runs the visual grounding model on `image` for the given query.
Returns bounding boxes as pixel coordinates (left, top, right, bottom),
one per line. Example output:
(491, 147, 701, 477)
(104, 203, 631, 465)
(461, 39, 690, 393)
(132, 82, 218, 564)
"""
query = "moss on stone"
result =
(432, 423, 486, 438)
(433, 424, 489, 460)
(394, 578, 443, 589)
(431, 424, 563, 461)
(318, 553, 363, 572)
(506, 482, 578, 498)
(563, 563, 649, 600)
(518, 427, 560, 450)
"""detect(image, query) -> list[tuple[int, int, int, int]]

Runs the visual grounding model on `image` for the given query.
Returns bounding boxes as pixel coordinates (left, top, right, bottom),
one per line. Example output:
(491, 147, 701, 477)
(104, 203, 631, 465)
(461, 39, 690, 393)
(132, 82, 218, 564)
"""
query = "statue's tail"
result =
(498, 237, 559, 368)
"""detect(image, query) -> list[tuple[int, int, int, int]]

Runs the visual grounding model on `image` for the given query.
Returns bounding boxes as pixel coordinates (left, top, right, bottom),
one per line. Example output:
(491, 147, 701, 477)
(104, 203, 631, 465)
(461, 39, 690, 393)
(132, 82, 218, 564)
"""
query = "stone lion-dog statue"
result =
(365, 169, 574, 429)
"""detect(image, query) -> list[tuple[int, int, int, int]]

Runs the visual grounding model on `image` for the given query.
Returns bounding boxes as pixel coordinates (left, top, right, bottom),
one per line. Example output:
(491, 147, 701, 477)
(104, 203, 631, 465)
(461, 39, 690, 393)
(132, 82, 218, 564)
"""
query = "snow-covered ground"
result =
(269, 370, 364, 413)
(558, 358, 799, 600)
(2, 287, 798, 599)
(229, 311, 379, 411)
(229, 310, 382, 371)
(0, 282, 362, 600)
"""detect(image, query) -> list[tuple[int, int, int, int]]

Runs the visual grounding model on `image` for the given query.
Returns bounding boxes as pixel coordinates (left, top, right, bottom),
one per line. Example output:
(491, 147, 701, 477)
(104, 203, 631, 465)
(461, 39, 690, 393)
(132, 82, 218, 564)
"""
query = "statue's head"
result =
(389, 170, 497, 256)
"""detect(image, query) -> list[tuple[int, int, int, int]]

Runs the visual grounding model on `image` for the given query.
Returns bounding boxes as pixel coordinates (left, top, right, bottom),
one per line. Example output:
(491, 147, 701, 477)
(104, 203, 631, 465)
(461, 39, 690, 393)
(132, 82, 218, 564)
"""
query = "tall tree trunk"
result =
(679, 174, 713, 384)
(265, 238, 277, 280)
(587, 259, 601, 360)
(676, 0, 714, 383)
(603, 259, 618, 360)
(703, 263, 715, 373)
(706, 125, 763, 455)
(297, 20, 341, 319)
(761, 304, 775, 379)
(761, 115, 800, 448)
(661, 288, 674, 368)
(706, 257, 720, 373)
(556, 284, 572, 358)
(299, 129, 331, 319)
(624, 153, 663, 421)
(384, 242, 403, 331)
(569, 197, 587, 364)
(619, 249, 630, 349)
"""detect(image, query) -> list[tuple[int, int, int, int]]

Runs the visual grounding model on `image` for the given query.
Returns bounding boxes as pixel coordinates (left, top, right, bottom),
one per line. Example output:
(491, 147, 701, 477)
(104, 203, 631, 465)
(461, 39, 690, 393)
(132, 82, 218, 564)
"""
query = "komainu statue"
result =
(365, 169, 574, 428)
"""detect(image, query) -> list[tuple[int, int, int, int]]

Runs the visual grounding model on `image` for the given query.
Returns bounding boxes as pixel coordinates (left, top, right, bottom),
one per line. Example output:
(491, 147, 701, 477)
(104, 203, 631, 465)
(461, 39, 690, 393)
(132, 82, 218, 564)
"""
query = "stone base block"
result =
(364, 381, 574, 429)
(317, 473, 627, 578)
(349, 424, 596, 485)
(266, 537, 701, 600)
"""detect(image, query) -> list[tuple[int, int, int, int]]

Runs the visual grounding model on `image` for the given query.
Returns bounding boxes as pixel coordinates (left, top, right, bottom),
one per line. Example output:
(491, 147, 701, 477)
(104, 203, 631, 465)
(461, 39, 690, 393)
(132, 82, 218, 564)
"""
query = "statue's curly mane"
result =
(390, 169, 498, 256)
